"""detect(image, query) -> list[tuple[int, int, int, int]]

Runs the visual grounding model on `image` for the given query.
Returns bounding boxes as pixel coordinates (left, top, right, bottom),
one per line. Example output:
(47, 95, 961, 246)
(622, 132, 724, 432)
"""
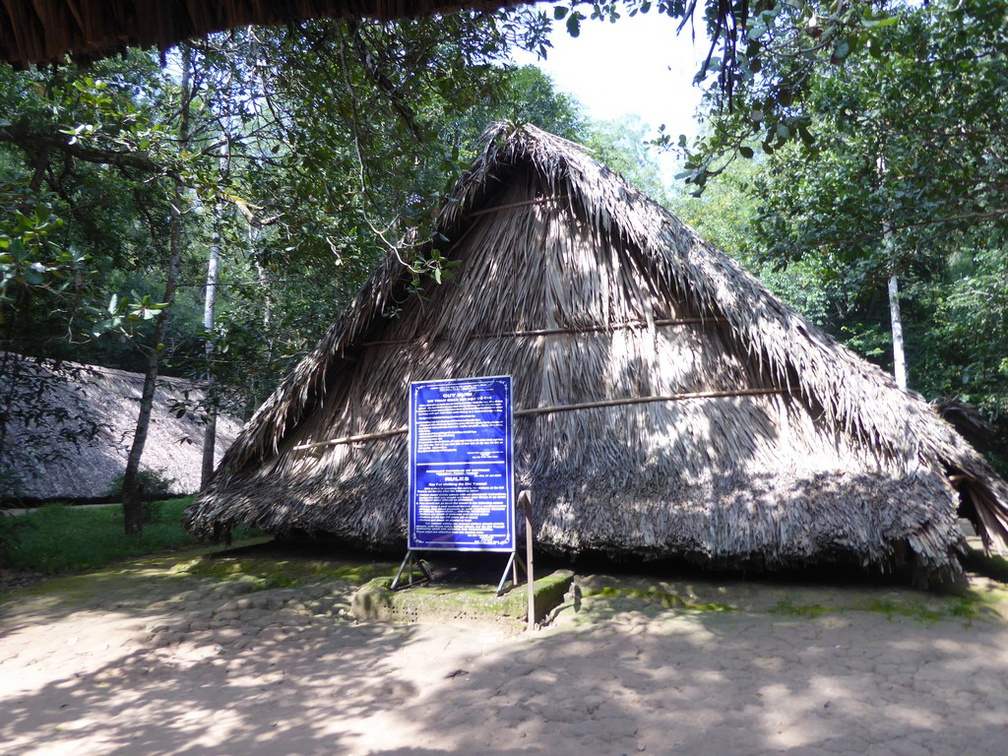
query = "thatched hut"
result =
(185, 124, 1008, 583)
(1, 355, 240, 501)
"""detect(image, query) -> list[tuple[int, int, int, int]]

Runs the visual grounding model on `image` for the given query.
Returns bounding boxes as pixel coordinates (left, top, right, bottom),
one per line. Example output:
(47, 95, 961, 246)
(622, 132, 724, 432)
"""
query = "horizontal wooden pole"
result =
(292, 427, 407, 452)
(513, 388, 784, 417)
(360, 317, 727, 347)
(468, 195, 569, 217)
(291, 387, 783, 452)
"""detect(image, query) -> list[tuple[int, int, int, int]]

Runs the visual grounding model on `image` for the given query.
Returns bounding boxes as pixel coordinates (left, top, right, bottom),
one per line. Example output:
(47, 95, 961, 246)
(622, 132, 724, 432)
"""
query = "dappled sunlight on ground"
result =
(2, 553, 1008, 755)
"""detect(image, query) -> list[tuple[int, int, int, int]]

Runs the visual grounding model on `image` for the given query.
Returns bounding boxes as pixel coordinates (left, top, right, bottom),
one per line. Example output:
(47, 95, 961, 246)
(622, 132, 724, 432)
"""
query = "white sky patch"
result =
(510, 6, 711, 184)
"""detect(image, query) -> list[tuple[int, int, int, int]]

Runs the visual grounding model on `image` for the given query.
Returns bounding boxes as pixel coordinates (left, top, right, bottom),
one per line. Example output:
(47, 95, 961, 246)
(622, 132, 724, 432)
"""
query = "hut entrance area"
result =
(2, 551, 1007, 755)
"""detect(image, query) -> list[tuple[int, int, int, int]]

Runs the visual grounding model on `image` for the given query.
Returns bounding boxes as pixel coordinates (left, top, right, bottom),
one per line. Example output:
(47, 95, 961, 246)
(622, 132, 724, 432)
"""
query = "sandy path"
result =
(2, 562, 1007, 756)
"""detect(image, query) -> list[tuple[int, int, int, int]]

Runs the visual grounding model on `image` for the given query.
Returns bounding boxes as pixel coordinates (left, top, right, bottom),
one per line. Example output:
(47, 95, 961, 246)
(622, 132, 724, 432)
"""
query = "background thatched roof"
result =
(1, 355, 240, 501)
(0, 0, 533, 67)
(185, 124, 1008, 582)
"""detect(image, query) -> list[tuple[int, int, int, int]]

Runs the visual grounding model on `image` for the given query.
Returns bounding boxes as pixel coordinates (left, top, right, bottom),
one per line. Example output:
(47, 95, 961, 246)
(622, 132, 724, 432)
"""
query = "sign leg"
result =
(496, 551, 516, 596)
(390, 550, 413, 591)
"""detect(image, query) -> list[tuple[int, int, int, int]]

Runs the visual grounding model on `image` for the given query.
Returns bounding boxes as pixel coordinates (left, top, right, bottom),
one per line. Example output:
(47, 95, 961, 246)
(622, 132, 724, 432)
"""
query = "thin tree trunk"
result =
(888, 270, 907, 390)
(200, 142, 227, 488)
(882, 215, 907, 390)
(0, 318, 19, 467)
(121, 182, 185, 534)
(121, 48, 191, 535)
(252, 247, 274, 415)
(200, 404, 217, 487)
(200, 231, 219, 486)
(255, 255, 272, 334)
(878, 150, 908, 391)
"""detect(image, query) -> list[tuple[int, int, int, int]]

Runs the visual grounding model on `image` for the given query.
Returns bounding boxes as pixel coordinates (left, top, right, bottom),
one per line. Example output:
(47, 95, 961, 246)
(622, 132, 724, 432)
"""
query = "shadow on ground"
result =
(1, 542, 1007, 755)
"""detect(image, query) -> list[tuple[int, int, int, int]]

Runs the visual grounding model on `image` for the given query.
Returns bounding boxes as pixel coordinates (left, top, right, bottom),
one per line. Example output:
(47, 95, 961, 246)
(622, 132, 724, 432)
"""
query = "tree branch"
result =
(345, 20, 423, 141)
(0, 124, 181, 181)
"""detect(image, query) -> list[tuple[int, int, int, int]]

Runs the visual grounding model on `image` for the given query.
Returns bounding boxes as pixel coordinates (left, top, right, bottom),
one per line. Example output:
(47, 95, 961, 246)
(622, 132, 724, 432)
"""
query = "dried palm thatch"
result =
(0, 0, 533, 67)
(185, 123, 1008, 583)
(934, 397, 999, 457)
(0, 355, 240, 501)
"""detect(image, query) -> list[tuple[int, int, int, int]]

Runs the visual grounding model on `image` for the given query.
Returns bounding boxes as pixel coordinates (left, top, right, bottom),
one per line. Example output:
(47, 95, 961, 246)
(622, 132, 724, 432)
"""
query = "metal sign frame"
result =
(406, 374, 514, 553)
(393, 375, 519, 596)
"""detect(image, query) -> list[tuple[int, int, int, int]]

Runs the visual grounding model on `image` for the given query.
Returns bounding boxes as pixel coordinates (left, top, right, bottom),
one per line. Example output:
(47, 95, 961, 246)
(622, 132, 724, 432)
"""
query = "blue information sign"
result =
(408, 375, 514, 552)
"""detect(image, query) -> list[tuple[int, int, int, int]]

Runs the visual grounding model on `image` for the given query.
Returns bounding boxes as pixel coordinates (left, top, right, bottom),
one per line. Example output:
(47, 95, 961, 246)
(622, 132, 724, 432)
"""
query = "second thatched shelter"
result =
(1, 355, 240, 501)
(185, 124, 1008, 583)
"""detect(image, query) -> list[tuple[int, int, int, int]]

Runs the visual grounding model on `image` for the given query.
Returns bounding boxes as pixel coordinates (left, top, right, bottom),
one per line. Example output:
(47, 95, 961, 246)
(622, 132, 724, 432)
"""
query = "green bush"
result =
(4, 498, 264, 574)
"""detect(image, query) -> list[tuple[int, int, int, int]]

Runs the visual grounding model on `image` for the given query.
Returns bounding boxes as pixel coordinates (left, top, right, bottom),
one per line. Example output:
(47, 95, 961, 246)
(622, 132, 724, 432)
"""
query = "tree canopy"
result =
(0, 11, 606, 520)
(674, 0, 1008, 465)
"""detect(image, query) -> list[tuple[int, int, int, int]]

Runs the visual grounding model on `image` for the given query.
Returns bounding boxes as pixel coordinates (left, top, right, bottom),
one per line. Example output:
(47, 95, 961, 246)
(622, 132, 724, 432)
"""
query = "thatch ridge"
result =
(0, 0, 535, 67)
(186, 123, 1008, 579)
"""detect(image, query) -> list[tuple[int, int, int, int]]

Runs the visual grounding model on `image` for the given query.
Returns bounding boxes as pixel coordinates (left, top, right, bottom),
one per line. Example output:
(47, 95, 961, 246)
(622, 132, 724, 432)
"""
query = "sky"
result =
(509, 5, 712, 181)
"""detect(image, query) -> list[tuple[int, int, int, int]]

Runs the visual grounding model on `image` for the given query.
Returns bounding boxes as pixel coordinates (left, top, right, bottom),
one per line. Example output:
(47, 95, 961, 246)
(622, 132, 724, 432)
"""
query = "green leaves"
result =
(861, 14, 899, 30)
(566, 11, 583, 37)
(406, 247, 461, 293)
(90, 291, 170, 336)
(724, 0, 1008, 420)
(830, 38, 851, 63)
(0, 197, 84, 306)
(667, 0, 917, 185)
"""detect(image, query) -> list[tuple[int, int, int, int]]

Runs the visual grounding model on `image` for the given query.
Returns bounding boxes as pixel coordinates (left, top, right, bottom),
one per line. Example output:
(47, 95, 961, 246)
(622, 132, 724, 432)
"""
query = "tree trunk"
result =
(121, 48, 191, 535)
(121, 346, 163, 534)
(878, 150, 908, 392)
(881, 213, 907, 391)
(888, 271, 907, 391)
(121, 181, 185, 534)
(200, 410, 217, 487)
(200, 236, 220, 486)
(252, 247, 274, 416)
(0, 322, 19, 467)
(200, 142, 227, 489)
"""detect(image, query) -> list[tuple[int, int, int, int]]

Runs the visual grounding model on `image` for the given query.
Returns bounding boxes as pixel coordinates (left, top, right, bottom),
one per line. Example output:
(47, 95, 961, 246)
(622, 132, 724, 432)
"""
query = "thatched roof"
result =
(0, 355, 240, 501)
(185, 123, 1008, 583)
(0, 0, 533, 67)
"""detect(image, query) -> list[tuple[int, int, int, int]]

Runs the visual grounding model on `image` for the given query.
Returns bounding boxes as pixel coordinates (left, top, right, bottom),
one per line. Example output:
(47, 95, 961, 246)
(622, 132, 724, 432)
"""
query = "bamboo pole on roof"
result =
(290, 387, 787, 453)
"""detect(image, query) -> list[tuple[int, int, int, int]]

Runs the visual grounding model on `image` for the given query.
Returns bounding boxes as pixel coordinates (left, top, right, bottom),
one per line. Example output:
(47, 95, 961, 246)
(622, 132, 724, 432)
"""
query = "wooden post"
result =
(519, 489, 534, 632)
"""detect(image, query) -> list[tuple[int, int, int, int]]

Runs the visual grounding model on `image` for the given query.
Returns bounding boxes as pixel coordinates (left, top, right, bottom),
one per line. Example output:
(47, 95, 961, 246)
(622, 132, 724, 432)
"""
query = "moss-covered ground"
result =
(173, 550, 398, 590)
(3, 534, 1006, 630)
(559, 570, 1008, 628)
(351, 571, 573, 626)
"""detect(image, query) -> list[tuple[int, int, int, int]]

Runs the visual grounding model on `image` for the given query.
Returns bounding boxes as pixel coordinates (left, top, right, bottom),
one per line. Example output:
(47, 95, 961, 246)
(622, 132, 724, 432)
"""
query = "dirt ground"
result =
(2, 546, 1007, 756)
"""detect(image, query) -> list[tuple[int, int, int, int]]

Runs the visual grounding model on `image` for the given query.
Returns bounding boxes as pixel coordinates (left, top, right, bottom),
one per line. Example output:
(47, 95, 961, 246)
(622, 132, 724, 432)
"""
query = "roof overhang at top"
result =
(1, 0, 536, 67)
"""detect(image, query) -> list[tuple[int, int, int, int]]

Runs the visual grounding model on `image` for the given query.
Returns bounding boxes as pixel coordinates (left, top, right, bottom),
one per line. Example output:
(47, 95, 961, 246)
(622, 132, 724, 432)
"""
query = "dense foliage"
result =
(674, 0, 1008, 466)
(0, 498, 208, 572)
